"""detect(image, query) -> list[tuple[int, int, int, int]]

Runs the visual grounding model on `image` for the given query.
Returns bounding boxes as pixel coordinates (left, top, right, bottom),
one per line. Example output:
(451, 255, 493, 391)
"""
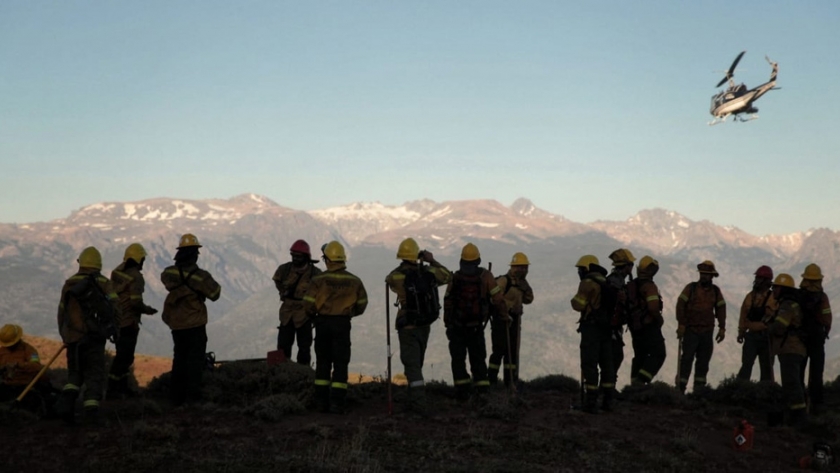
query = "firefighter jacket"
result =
(303, 261, 368, 318)
(161, 264, 221, 331)
(571, 271, 606, 321)
(0, 341, 42, 387)
(770, 298, 806, 356)
(443, 268, 507, 327)
(497, 272, 534, 318)
(800, 280, 832, 334)
(57, 268, 122, 344)
(737, 289, 777, 336)
(385, 260, 451, 328)
(627, 277, 663, 329)
(111, 263, 156, 329)
(273, 262, 322, 327)
(676, 282, 726, 333)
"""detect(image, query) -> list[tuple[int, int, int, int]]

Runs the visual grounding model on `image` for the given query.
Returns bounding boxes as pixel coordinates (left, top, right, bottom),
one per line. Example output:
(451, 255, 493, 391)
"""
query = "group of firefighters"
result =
(0, 236, 832, 426)
(570, 250, 832, 425)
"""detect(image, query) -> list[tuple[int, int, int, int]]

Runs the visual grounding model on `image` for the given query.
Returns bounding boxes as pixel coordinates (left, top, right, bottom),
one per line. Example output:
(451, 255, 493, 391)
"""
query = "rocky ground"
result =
(2, 360, 839, 472)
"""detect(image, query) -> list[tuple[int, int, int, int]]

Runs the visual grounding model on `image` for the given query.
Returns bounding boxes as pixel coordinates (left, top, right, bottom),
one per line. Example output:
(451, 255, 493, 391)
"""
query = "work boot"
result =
(106, 377, 125, 400)
(53, 390, 78, 425)
(314, 385, 330, 413)
(455, 385, 471, 403)
(600, 388, 614, 412)
(329, 388, 347, 415)
(487, 372, 499, 386)
(788, 408, 809, 428)
(583, 390, 599, 414)
(84, 406, 104, 427)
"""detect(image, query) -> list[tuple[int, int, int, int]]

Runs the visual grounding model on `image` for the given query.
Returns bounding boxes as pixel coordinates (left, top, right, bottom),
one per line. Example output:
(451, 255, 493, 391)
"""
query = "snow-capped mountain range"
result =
(2, 194, 838, 384)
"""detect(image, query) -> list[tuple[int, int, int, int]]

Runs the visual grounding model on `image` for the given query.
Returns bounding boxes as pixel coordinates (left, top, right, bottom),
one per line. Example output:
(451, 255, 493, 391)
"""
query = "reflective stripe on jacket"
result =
(111, 263, 153, 328)
(303, 262, 368, 318)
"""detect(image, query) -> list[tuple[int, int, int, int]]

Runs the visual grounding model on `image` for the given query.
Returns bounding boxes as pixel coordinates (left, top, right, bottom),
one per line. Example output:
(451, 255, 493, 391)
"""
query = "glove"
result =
(737, 335, 744, 344)
(715, 328, 726, 343)
(676, 325, 686, 339)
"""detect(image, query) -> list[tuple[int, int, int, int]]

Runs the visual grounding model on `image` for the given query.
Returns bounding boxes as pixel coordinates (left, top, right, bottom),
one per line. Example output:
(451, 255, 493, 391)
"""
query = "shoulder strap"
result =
(177, 267, 201, 295)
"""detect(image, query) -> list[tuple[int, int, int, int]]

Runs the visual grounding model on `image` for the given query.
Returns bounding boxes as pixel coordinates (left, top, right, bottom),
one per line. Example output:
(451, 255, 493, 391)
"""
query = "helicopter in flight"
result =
(709, 51, 779, 125)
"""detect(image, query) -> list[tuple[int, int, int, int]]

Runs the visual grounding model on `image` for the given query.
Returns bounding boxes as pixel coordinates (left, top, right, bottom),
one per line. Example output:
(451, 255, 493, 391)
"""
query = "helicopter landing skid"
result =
(736, 114, 759, 122)
(708, 115, 729, 126)
(709, 113, 759, 126)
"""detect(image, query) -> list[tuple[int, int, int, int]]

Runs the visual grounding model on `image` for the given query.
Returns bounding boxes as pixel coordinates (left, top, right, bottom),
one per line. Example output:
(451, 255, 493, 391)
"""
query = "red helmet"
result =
(754, 265, 773, 280)
(289, 239, 311, 256)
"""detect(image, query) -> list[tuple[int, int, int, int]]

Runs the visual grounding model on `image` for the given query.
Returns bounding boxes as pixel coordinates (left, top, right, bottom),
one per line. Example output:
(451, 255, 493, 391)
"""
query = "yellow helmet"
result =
(460, 243, 480, 262)
(177, 233, 202, 249)
(697, 260, 719, 277)
(0, 324, 23, 348)
(773, 273, 796, 288)
(609, 248, 636, 267)
(78, 246, 102, 270)
(801, 263, 823, 281)
(638, 256, 659, 271)
(575, 255, 599, 269)
(323, 241, 347, 262)
(123, 243, 147, 264)
(510, 252, 530, 266)
(397, 238, 420, 260)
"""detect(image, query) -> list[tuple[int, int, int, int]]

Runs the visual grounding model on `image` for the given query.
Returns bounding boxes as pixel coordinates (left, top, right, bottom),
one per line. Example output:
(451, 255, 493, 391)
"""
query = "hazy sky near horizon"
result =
(2, 1, 839, 235)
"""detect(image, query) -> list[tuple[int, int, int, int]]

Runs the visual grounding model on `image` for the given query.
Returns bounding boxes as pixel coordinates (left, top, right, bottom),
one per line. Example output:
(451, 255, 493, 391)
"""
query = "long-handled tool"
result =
(675, 337, 683, 392)
(385, 283, 393, 416)
(15, 344, 66, 405)
(504, 318, 517, 398)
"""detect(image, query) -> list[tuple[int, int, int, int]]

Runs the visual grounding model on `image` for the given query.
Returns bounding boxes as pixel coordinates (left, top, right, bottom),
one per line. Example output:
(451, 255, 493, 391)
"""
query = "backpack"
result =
(401, 266, 441, 326)
(447, 271, 488, 325)
(66, 273, 118, 342)
(797, 289, 825, 336)
(588, 277, 618, 328)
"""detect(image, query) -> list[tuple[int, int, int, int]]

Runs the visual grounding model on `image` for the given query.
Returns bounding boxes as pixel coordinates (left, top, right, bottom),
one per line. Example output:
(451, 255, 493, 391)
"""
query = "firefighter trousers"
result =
(737, 331, 773, 382)
(579, 323, 615, 395)
(679, 328, 713, 390)
(314, 317, 352, 408)
(109, 325, 140, 387)
(800, 333, 826, 406)
(630, 323, 666, 383)
(488, 316, 519, 385)
(277, 319, 313, 366)
(171, 325, 208, 405)
(398, 324, 430, 407)
(64, 337, 107, 407)
(446, 324, 489, 397)
(779, 353, 806, 412)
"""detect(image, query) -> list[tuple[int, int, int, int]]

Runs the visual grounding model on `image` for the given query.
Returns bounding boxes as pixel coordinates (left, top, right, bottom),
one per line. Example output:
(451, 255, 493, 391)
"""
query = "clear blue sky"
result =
(1, 1, 838, 235)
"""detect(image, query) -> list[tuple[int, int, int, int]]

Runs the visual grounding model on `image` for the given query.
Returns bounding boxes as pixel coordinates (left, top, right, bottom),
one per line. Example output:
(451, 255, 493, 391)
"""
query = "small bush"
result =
(525, 374, 580, 393)
(242, 393, 306, 421)
(698, 376, 785, 411)
(146, 361, 315, 408)
(622, 381, 685, 406)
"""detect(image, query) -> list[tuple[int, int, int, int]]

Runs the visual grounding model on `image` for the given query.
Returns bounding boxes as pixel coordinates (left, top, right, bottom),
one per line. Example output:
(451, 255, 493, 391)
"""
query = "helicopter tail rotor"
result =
(716, 50, 746, 88)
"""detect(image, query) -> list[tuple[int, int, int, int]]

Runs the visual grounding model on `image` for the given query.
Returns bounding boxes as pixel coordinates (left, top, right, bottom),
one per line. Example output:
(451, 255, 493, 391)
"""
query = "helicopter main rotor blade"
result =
(716, 50, 746, 88)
